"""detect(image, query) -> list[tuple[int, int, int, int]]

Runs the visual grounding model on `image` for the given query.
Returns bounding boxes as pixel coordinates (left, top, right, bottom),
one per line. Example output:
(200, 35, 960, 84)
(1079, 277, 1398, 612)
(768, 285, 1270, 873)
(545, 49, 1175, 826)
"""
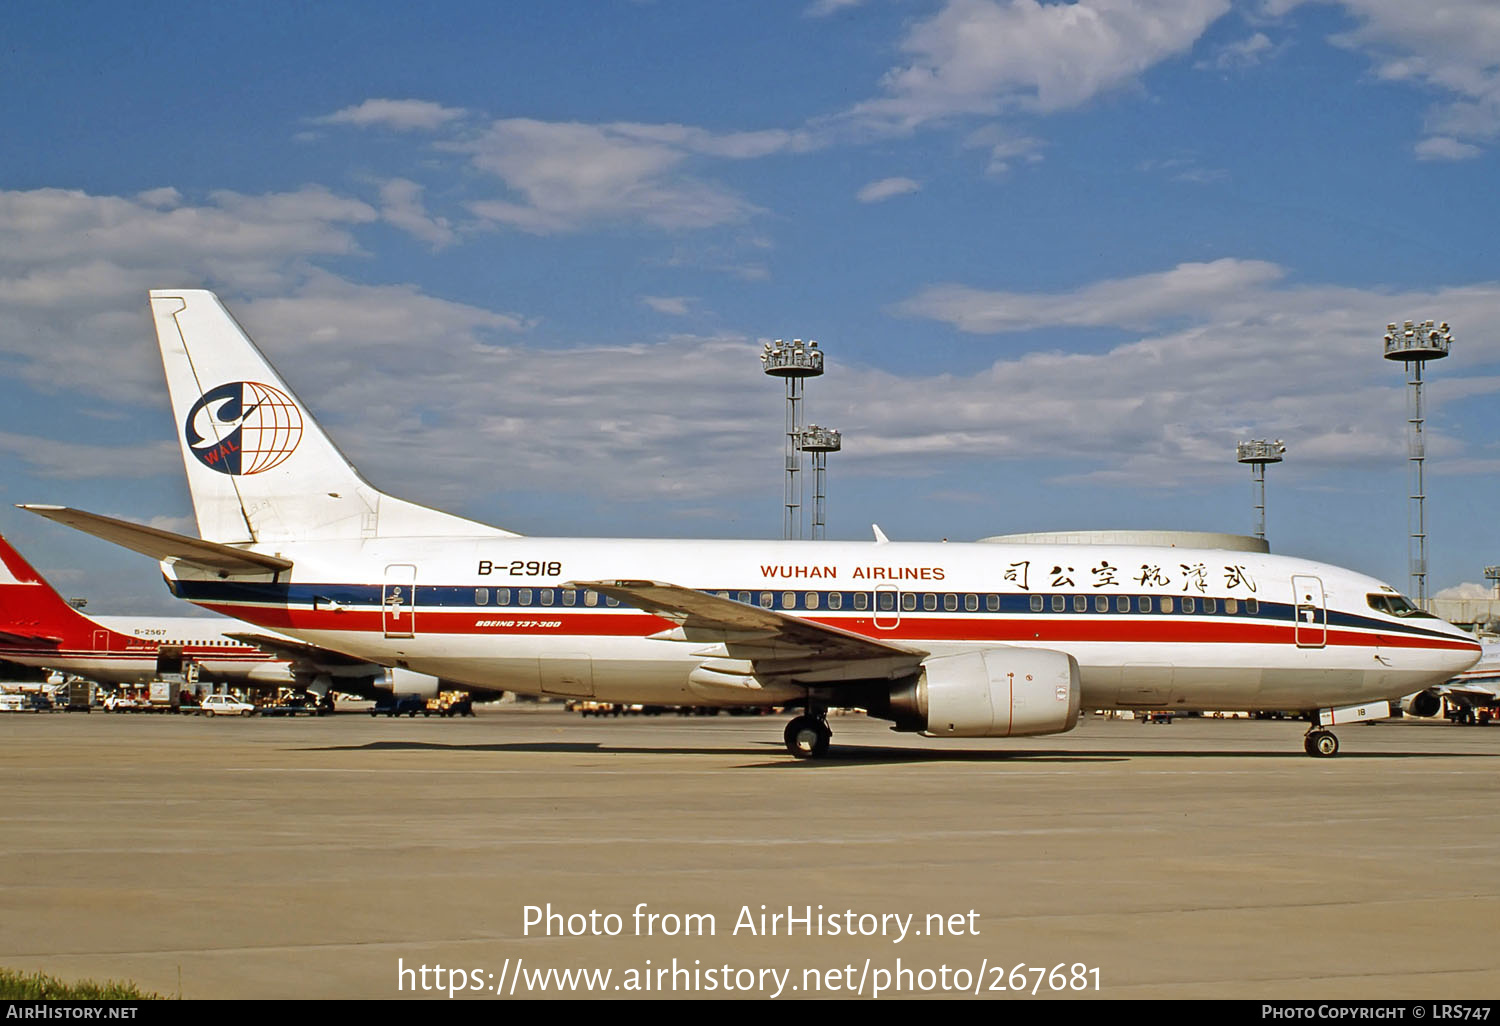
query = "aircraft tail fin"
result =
(0, 532, 89, 647)
(148, 290, 518, 544)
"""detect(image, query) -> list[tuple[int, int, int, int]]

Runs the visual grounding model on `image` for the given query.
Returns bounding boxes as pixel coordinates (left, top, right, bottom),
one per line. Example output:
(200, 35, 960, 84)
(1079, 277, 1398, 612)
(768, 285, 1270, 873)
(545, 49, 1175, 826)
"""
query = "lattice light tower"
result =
(1486, 566, 1500, 599)
(1236, 439, 1286, 542)
(1383, 319, 1453, 606)
(799, 425, 841, 541)
(761, 339, 824, 540)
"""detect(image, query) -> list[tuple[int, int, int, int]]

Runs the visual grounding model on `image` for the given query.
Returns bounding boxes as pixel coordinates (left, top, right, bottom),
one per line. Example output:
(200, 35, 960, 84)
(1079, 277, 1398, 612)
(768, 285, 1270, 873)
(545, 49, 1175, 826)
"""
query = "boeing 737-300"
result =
(20, 290, 1482, 757)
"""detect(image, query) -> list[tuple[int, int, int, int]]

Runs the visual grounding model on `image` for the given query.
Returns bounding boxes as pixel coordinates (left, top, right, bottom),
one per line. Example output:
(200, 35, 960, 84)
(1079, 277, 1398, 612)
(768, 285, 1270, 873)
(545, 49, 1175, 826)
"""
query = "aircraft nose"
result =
(1436, 624, 1484, 674)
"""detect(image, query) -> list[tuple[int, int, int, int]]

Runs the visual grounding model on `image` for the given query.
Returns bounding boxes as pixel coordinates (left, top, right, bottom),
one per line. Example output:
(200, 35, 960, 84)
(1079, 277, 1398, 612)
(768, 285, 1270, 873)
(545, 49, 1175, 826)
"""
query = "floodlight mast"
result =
(1236, 439, 1286, 542)
(761, 339, 824, 540)
(799, 425, 842, 541)
(1383, 319, 1453, 607)
(1485, 566, 1500, 599)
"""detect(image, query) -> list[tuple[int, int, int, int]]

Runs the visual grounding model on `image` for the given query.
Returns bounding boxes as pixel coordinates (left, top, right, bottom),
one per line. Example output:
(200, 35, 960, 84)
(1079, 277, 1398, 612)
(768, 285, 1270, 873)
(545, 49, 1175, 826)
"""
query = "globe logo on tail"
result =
(184, 382, 303, 475)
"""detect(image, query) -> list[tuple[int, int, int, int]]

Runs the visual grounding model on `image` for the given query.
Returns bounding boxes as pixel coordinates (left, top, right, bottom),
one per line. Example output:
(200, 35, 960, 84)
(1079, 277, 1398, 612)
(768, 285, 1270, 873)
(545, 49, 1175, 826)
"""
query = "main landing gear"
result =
(784, 709, 832, 759)
(1303, 728, 1339, 758)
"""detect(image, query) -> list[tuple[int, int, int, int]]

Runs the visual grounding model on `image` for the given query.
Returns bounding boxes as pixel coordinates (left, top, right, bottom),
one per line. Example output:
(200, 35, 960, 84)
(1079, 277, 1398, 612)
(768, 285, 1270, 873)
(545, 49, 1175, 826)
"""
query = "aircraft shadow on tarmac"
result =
(295, 738, 1500, 767)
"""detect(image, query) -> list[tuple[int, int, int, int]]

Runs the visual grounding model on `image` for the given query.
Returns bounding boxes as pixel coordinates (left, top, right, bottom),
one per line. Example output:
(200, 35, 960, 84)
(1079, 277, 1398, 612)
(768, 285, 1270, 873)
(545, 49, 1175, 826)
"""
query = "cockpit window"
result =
(1367, 593, 1438, 619)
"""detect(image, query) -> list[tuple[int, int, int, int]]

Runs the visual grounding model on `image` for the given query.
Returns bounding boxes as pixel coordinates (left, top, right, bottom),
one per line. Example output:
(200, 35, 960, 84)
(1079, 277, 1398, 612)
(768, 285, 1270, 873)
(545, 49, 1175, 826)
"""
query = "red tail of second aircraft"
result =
(0, 532, 93, 648)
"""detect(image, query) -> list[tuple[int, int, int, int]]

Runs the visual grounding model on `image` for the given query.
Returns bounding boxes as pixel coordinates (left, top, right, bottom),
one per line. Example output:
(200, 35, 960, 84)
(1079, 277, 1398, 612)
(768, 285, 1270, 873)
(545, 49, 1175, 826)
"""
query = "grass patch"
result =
(0, 967, 165, 999)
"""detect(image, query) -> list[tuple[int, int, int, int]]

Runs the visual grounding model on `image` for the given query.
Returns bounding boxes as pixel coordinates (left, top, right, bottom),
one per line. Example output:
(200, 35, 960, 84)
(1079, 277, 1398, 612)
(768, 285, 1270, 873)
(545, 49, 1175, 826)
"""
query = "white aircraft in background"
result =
(21, 289, 1481, 758)
(0, 528, 447, 702)
(1404, 639, 1500, 723)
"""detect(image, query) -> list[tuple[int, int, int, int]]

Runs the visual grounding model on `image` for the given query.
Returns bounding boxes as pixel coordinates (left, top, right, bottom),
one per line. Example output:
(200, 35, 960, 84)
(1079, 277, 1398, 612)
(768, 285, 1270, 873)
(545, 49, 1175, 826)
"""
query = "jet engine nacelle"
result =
(1401, 690, 1443, 718)
(385, 667, 442, 699)
(880, 648, 1081, 737)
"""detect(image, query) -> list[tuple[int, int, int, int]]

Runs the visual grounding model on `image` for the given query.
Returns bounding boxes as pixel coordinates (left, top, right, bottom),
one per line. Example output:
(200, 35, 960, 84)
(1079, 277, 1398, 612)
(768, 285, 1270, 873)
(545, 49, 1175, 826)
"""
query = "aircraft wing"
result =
(570, 579, 926, 674)
(1435, 682, 1500, 708)
(18, 506, 292, 577)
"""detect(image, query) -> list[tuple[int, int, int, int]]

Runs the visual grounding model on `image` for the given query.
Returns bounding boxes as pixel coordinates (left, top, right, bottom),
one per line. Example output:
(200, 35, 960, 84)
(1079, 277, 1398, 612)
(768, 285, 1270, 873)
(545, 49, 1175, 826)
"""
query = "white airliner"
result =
(0, 527, 444, 701)
(21, 290, 1481, 757)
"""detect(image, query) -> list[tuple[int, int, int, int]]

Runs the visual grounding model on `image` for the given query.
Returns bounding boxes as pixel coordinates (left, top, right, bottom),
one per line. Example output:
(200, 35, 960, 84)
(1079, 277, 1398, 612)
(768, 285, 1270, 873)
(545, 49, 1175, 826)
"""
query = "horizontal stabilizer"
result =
(18, 506, 292, 577)
(0, 628, 63, 647)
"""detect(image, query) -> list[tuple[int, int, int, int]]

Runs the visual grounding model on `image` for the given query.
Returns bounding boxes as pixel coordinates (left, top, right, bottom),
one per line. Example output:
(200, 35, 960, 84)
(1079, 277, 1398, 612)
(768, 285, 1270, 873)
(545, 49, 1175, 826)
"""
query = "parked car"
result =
(201, 694, 256, 717)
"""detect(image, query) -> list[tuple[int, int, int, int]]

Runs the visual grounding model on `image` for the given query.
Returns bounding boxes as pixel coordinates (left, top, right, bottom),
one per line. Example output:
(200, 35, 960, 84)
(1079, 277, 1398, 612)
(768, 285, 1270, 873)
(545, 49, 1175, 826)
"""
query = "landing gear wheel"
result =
(1304, 730, 1339, 758)
(784, 715, 831, 759)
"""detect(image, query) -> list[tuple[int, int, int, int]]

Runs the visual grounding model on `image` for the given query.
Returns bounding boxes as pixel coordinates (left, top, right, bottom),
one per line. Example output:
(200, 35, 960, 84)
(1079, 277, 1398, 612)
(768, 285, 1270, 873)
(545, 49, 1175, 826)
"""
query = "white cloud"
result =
(1277, 1, 1500, 153)
(806, 0, 868, 15)
(1434, 581, 1496, 600)
(0, 186, 379, 401)
(858, 262, 1500, 486)
(7, 181, 1500, 518)
(457, 118, 786, 234)
(1414, 135, 1482, 161)
(317, 98, 467, 132)
(1200, 31, 1274, 70)
(0, 430, 180, 481)
(850, 0, 1231, 129)
(962, 126, 1046, 173)
(897, 258, 1286, 332)
(641, 295, 693, 316)
(856, 177, 922, 203)
(378, 178, 457, 248)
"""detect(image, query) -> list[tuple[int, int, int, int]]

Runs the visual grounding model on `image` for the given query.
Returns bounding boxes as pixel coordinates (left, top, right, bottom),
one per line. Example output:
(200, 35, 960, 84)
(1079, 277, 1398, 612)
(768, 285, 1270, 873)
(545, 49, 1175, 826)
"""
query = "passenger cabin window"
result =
(828, 593, 843, 610)
(782, 591, 796, 609)
(923, 593, 938, 612)
(876, 592, 894, 611)
(986, 595, 999, 612)
(805, 592, 819, 610)
(1072, 595, 1087, 613)
(760, 592, 774, 608)
(1115, 596, 1129, 613)
(1139, 596, 1153, 613)
(1051, 595, 1065, 612)
(1225, 598, 1237, 614)
(965, 594, 979, 612)
(1160, 597, 1174, 613)
(475, 588, 489, 606)
(1030, 595, 1044, 612)
(562, 589, 576, 606)
(585, 591, 598, 607)
(902, 593, 917, 611)
(1181, 597, 1196, 614)
(518, 588, 533, 606)
(855, 593, 870, 611)
(944, 594, 958, 612)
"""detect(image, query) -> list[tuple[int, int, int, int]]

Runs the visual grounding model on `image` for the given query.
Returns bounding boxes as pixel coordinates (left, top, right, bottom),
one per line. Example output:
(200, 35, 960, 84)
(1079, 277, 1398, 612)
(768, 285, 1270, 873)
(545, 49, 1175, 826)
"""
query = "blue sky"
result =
(2, 0, 1499, 613)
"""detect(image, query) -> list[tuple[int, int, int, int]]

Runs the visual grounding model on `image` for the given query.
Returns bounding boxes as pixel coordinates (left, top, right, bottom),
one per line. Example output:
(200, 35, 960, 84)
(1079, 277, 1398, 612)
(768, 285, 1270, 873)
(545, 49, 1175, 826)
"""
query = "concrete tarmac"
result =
(2, 706, 1497, 1000)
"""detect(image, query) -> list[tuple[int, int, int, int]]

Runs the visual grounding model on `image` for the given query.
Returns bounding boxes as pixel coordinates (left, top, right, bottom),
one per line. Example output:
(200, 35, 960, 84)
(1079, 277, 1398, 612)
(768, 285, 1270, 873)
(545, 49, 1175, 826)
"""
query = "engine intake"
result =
(876, 648, 1080, 737)
(1402, 690, 1442, 718)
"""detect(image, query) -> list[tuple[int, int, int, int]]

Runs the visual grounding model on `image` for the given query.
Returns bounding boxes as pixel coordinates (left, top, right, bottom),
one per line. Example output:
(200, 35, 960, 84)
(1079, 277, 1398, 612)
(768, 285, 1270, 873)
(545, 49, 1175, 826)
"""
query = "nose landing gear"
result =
(1303, 729, 1339, 758)
(784, 711, 832, 759)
